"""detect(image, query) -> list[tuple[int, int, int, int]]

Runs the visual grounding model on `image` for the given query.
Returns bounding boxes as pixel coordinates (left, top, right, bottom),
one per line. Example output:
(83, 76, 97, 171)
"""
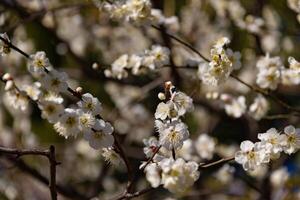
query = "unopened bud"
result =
(220, 94, 232, 103)
(76, 87, 83, 94)
(92, 63, 99, 70)
(2, 73, 12, 81)
(158, 92, 166, 100)
(5, 80, 14, 91)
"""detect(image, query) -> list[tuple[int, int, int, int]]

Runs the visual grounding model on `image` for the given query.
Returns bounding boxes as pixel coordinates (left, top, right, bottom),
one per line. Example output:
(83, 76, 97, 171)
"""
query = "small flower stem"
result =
(140, 145, 161, 171)
(172, 147, 176, 160)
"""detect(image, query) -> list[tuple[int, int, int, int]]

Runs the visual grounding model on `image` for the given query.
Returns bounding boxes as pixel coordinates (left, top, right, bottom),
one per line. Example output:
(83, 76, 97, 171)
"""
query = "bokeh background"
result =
(0, 0, 300, 199)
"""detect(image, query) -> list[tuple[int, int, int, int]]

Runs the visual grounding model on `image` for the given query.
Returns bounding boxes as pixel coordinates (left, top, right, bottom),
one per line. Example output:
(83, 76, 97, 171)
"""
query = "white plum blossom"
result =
(83, 119, 114, 150)
(226, 48, 242, 70)
(105, 45, 170, 79)
(198, 37, 233, 86)
(256, 54, 283, 70)
(195, 134, 216, 160)
(40, 69, 68, 93)
(38, 95, 64, 123)
(21, 82, 41, 101)
(144, 163, 161, 188)
(129, 54, 143, 75)
(0, 32, 11, 56)
(27, 51, 50, 76)
(160, 158, 199, 195)
(256, 54, 283, 90)
(158, 120, 189, 150)
(77, 93, 102, 116)
(177, 139, 195, 161)
(54, 108, 80, 138)
(78, 110, 96, 133)
(3, 91, 29, 113)
(281, 57, 300, 85)
(146, 45, 170, 69)
(155, 90, 193, 120)
(249, 95, 269, 120)
(155, 102, 171, 120)
(105, 54, 129, 79)
(221, 94, 247, 118)
(258, 128, 283, 159)
(102, 147, 122, 165)
(103, 0, 152, 24)
(235, 140, 266, 171)
(256, 67, 280, 90)
(171, 91, 194, 116)
(281, 125, 300, 154)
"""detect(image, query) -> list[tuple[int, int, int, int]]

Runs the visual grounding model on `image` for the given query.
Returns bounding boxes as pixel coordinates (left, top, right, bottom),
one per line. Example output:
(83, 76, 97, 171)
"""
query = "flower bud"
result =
(158, 92, 166, 100)
(2, 73, 12, 81)
(5, 80, 14, 91)
(92, 63, 99, 70)
(76, 87, 83, 94)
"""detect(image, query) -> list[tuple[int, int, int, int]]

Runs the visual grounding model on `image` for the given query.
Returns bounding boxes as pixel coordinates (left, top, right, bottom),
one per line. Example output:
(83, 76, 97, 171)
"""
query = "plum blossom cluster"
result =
(30, 52, 115, 151)
(104, 45, 170, 79)
(139, 82, 201, 195)
(235, 125, 300, 171)
(94, 0, 179, 30)
(198, 37, 241, 86)
(256, 54, 300, 90)
(1, 33, 115, 156)
(100, 0, 152, 24)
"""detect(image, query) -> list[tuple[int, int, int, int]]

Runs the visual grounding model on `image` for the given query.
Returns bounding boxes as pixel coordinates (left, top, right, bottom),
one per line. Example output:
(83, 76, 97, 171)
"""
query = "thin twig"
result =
(112, 133, 134, 192)
(0, 146, 49, 157)
(4, 156, 89, 200)
(113, 187, 155, 200)
(140, 145, 161, 171)
(151, 24, 210, 62)
(199, 156, 235, 168)
(230, 74, 300, 115)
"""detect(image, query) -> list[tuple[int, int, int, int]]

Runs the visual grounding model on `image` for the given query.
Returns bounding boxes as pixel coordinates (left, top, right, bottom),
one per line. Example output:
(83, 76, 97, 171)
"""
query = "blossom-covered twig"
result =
(0, 34, 133, 188)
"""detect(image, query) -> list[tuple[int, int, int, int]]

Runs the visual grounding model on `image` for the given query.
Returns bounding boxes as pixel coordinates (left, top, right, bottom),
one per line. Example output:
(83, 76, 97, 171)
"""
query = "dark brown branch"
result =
(140, 145, 161, 171)
(0, 146, 49, 157)
(48, 145, 58, 200)
(4, 156, 89, 200)
(0, 36, 29, 58)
